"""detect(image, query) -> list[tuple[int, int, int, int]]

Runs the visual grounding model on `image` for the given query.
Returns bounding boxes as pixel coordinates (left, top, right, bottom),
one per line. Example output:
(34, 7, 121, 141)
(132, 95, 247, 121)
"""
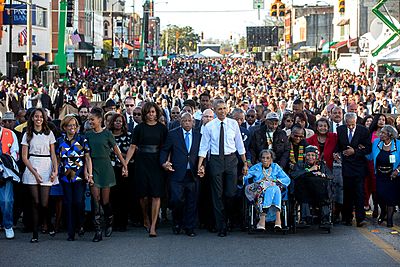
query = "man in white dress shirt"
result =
(198, 99, 248, 237)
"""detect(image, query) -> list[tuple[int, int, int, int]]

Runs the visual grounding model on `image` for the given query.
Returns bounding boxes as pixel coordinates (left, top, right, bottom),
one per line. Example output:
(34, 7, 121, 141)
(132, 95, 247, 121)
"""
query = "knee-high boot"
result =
(103, 203, 113, 237)
(92, 201, 102, 242)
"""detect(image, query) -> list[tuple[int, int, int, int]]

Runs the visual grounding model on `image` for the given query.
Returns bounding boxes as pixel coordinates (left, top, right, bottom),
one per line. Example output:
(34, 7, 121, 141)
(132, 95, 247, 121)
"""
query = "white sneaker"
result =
(5, 228, 14, 239)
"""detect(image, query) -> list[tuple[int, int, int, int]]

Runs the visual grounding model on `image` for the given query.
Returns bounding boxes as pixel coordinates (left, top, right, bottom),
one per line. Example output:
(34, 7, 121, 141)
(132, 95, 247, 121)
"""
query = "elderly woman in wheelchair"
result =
(243, 149, 291, 231)
(291, 145, 333, 229)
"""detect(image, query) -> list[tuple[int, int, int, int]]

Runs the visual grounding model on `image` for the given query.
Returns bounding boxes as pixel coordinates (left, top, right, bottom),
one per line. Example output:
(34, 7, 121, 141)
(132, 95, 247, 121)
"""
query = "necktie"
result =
(129, 116, 133, 124)
(219, 122, 224, 158)
(185, 132, 190, 152)
(348, 129, 353, 143)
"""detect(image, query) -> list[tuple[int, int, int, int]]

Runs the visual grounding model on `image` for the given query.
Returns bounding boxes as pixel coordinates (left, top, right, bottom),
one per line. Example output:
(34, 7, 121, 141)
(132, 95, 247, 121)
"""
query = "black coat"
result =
(249, 124, 290, 168)
(336, 124, 372, 177)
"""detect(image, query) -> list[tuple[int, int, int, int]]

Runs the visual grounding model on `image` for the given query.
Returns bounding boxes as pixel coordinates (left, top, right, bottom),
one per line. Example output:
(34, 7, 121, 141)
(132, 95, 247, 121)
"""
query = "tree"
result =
(161, 25, 201, 54)
(238, 37, 247, 51)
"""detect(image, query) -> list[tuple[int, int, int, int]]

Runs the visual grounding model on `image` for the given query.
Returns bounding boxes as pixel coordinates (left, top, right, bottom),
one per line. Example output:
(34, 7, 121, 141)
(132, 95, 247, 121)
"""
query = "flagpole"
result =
(8, 0, 13, 80)
(26, 0, 32, 83)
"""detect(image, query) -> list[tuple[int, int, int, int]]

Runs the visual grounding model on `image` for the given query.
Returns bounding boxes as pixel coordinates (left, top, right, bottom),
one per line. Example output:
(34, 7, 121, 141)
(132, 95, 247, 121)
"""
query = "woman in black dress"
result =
(109, 113, 132, 231)
(125, 102, 168, 237)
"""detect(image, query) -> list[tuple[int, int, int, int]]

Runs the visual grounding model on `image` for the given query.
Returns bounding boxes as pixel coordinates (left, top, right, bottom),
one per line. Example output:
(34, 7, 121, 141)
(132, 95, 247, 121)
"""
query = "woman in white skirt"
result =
(21, 108, 58, 243)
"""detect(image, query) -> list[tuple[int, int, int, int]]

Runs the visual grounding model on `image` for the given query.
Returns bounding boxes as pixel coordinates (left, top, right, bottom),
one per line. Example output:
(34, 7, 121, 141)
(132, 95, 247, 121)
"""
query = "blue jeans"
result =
(0, 181, 14, 229)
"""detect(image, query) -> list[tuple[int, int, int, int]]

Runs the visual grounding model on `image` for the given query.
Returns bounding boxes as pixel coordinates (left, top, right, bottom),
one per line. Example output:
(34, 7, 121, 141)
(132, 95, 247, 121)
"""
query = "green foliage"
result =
(161, 25, 201, 54)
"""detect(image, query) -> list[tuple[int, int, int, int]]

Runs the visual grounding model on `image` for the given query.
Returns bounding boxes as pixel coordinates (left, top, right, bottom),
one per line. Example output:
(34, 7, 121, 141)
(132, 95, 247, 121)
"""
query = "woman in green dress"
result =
(86, 107, 127, 242)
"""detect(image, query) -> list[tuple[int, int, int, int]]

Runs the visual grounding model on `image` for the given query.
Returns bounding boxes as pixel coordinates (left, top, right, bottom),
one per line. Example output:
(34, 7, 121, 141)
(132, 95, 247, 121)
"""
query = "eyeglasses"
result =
(125, 104, 135, 107)
(246, 115, 255, 118)
(286, 119, 293, 122)
(133, 113, 141, 116)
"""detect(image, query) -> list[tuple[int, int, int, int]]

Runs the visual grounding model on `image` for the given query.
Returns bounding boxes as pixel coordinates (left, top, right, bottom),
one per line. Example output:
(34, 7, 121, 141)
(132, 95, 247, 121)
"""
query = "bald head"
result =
(202, 108, 214, 125)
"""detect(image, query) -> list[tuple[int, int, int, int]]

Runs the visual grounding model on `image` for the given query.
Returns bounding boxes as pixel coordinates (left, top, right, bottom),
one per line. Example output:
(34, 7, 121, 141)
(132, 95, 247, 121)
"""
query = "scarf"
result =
(290, 143, 304, 165)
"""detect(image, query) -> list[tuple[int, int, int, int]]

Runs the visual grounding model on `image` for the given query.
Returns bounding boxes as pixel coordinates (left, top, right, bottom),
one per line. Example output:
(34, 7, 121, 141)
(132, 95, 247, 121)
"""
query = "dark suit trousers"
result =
(170, 171, 199, 230)
(209, 154, 238, 231)
(111, 166, 129, 228)
(343, 175, 365, 223)
(61, 180, 85, 238)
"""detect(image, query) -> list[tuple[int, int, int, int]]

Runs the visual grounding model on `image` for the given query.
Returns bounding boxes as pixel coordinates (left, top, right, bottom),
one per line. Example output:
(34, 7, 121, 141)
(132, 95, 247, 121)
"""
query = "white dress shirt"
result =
(332, 121, 343, 133)
(198, 117, 246, 158)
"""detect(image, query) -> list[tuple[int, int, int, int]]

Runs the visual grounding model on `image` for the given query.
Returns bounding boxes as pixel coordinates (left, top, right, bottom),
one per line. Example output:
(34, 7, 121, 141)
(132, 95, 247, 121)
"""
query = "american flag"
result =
(70, 30, 81, 44)
(18, 28, 27, 46)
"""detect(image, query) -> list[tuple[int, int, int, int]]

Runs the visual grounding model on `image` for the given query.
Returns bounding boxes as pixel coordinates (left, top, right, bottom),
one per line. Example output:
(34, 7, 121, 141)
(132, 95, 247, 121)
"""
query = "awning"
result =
(321, 42, 337, 53)
(292, 41, 306, 51)
(337, 19, 350, 26)
(330, 38, 357, 49)
(79, 42, 94, 51)
(32, 53, 46, 62)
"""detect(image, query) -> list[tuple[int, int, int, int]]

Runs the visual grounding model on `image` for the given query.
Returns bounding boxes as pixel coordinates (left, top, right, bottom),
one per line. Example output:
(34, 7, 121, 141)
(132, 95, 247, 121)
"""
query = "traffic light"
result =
(271, 0, 285, 17)
(66, 0, 74, 27)
(338, 0, 345, 14)
(201, 32, 204, 40)
(278, 2, 286, 17)
(270, 2, 277, 17)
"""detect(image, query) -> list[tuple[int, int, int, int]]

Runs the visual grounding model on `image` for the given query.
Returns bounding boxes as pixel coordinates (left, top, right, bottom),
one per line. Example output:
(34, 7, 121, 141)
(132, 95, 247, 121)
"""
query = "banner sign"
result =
(2, 4, 37, 25)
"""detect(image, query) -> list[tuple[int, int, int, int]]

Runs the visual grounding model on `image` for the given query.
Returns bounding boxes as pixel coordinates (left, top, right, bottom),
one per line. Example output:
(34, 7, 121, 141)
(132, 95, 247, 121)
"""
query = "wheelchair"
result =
(290, 174, 334, 234)
(244, 184, 291, 235)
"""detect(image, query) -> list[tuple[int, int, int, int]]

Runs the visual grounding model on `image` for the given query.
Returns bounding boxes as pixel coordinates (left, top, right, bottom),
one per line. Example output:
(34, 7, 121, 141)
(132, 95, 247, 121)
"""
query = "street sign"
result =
(94, 48, 102, 60)
(113, 47, 120, 59)
(66, 45, 74, 63)
(253, 0, 264, 9)
(122, 48, 129, 58)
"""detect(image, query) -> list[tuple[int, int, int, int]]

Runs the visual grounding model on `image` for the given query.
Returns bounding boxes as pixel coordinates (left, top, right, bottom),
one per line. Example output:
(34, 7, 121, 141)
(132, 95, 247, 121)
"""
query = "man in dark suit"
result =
(160, 113, 201, 237)
(329, 106, 344, 133)
(335, 112, 372, 227)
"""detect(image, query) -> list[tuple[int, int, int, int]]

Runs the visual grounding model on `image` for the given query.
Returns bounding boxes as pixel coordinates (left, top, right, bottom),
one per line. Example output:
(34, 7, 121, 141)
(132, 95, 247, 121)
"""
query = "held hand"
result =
(391, 169, 399, 179)
(358, 144, 365, 150)
(50, 171, 58, 182)
(242, 165, 248, 176)
(309, 165, 319, 172)
(333, 153, 341, 162)
(343, 146, 355, 157)
(197, 166, 205, 178)
(122, 166, 128, 177)
(162, 161, 175, 172)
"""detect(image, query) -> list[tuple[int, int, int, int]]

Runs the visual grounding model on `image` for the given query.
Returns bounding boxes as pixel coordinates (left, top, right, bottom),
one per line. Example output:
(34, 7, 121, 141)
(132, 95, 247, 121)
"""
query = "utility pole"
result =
(8, 0, 13, 80)
(26, 0, 32, 83)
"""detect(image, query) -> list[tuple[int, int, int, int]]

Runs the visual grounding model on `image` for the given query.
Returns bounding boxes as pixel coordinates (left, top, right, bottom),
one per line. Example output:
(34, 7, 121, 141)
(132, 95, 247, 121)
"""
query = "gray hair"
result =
(213, 98, 226, 108)
(344, 112, 357, 122)
(381, 125, 398, 140)
(180, 112, 193, 120)
(231, 108, 245, 117)
(259, 149, 276, 161)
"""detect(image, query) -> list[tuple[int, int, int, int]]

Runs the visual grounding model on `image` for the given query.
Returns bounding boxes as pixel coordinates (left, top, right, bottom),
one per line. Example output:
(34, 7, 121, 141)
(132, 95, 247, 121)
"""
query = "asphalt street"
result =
(1, 218, 400, 267)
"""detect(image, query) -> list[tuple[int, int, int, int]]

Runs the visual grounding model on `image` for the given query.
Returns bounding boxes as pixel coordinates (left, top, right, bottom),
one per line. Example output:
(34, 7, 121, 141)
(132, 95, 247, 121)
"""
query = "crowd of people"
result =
(0, 58, 399, 243)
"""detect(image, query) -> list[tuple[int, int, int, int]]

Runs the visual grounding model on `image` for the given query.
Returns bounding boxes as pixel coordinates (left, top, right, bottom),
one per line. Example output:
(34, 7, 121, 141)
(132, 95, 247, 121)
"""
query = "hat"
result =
(266, 112, 279, 121)
(305, 145, 319, 155)
(3, 112, 15, 121)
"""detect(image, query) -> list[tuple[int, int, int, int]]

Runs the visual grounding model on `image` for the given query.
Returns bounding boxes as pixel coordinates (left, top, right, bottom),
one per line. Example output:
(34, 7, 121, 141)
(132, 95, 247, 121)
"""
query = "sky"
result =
(125, 0, 333, 41)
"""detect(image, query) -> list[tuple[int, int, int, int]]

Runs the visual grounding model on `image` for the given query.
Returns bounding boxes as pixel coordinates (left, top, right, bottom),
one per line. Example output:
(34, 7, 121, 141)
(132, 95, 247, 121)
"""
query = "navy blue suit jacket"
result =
(160, 127, 201, 182)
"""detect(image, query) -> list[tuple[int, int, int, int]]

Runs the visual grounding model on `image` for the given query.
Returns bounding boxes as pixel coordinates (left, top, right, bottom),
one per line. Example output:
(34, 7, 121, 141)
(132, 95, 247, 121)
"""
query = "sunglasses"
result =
(126, 104, 135, 107)
(286, 119, 293, 122)
(133, 113, 141, 116)
(171, 112, 180, 114)
(246, 115, 255, 118)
